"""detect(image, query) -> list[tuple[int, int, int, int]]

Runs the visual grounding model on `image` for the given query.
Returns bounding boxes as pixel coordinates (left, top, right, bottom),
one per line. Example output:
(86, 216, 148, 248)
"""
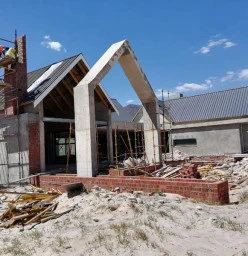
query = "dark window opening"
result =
(55, 136, 75, 157)
(174, 138, 197, 146)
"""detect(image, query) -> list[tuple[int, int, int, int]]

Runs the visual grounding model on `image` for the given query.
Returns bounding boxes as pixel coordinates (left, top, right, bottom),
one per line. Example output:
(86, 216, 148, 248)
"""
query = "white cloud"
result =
(175, 79, 213, 92)
(198, 46, 210, 54)
(44, 35, 50, 40)
(156, 79, 213, 99)
(224, 41, 236, 48)
(221, 71, 235, 82)
(238, 69, 248, 80)
(41, 35, 66, 52)
(195, 37, 236, 54)
(126, 99, 135, 105)
(155, 89, 168, 99)
(175, 82, 209, 92)
(208, 38, 228, 47)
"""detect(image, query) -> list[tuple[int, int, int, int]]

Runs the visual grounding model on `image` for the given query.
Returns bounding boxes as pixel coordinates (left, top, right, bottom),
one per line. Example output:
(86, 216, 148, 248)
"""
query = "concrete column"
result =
(39, 102, 45, 172)
(143, 101, 161, 164)
(74, 85, 97, 177)
(106, 109, 113, 163)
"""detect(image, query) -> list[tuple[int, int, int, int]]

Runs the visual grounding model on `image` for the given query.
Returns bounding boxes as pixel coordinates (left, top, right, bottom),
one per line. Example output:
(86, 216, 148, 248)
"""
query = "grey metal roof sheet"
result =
(111, 99, 133, 122)
(25, 54, 81, 102)
(161, 86, 248, 123)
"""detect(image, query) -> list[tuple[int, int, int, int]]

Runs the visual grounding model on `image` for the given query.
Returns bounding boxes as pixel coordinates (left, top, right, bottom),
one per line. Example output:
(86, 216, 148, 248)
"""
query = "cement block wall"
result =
(241, 124, 248, 153)
(169, 124, 242, 156)
(0, 113, 39, 184)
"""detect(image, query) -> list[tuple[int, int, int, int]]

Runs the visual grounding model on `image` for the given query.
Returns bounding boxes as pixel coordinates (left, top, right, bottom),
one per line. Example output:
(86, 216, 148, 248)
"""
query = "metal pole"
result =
(134, 127, 138, 159)
(0, 38, 15, 44)
(65, 123, 72, 174)
(125, 122, 133, 159)
(114, 122, 118, 167)
(168, 90, 173, 163)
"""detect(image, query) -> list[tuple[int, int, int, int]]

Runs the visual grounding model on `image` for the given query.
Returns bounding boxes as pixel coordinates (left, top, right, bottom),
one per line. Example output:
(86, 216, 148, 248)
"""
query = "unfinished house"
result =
(134, 87, 248, 156)
(0, 35, 124, 184)
(0, 36, 162, 184)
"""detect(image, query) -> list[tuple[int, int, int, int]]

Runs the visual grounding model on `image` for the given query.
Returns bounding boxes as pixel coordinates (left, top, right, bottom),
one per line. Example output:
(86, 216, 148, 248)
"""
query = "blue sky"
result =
(1, 0, 248, 106)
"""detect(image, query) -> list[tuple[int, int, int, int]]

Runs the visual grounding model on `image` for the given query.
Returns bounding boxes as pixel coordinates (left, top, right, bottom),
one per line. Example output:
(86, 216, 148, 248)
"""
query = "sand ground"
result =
(0, 183, 247, 256)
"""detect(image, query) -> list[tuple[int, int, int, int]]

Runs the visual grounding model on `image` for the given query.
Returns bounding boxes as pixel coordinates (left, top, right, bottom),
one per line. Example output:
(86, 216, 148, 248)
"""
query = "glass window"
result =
(55, 136, 76, 156)
(174, 138, 197, 146)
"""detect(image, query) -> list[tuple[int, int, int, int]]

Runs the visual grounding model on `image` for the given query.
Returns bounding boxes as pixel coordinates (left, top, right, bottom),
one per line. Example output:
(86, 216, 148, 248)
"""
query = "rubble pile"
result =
(163, 149, 190, 161)
(179, 163, 201, 179)
(198, 158, 248, 188)
(152, 163, 200, 179)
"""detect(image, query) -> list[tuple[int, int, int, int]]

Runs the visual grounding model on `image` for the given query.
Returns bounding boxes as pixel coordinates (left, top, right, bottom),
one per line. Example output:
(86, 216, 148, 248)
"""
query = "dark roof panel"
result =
(25, 54, 81, 103)
(111, 99, 133, 122)
(163, 86, 248, 123)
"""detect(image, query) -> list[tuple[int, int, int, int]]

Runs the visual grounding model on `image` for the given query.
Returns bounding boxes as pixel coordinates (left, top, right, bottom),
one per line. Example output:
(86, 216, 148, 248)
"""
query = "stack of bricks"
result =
(179, 163, 200, 179)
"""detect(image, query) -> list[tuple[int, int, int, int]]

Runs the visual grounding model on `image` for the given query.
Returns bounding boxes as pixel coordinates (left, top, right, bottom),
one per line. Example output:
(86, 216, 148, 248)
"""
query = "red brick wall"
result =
(29, 123, 40, 174)
(35, 175, 229, 205)
(4, 35, 27, 115)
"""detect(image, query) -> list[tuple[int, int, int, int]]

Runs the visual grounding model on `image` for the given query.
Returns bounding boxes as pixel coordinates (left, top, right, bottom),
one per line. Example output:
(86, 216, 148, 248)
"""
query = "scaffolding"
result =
(0, 32, 17, 81)
(0, 33, 23, 186)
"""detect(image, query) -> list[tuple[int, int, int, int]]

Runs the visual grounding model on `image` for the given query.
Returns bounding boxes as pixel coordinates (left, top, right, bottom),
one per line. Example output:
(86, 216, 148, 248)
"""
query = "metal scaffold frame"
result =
(0, 31, 24, 186)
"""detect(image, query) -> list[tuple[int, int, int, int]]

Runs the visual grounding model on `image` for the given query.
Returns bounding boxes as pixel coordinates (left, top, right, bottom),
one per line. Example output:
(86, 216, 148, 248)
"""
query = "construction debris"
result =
(179, 163, 200, 179)
(0, 185, 71, 229)
(163, 149, 190, 161)
(197, 157, 248, 189)
(151, 163, 200, 179)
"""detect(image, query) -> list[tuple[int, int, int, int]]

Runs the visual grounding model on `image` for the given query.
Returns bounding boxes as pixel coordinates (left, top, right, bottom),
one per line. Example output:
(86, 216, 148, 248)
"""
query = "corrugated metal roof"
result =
(25, 54, 81, 103)
(161, 86, 248, 123)
(111, 99, 133, 122)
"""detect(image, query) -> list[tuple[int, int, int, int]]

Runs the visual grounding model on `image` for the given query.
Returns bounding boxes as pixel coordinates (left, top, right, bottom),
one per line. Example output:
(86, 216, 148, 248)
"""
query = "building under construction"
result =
(0, 35, 166, 185)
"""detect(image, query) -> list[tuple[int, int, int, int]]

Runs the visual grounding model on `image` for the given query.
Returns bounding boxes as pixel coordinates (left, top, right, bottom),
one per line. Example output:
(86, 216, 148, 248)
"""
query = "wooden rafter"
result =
(43, 98, 57, 115)
(62, 80, 74, 96)
(69, 70, 79, 84)
(77, 61, 88, 75)
(55, 85, 74, 110)
(48, 93, 64, 113)
(95, 86, 109, 109)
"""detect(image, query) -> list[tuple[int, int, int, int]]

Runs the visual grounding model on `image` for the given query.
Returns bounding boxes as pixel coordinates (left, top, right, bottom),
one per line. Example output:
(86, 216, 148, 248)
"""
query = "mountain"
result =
(124, 104, 141, 118)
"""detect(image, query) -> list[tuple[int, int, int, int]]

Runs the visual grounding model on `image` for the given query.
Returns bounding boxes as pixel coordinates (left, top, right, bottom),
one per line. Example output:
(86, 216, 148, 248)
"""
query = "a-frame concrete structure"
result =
(74, 40, 161, 177)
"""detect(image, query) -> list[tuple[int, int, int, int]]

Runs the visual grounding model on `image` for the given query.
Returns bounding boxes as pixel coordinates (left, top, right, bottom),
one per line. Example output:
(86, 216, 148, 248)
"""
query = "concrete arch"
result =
(74, 40, 161, 177)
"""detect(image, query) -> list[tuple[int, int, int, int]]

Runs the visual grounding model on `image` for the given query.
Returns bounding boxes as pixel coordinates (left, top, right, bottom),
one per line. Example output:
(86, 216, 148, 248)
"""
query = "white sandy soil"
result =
(0, 184, 248, 256)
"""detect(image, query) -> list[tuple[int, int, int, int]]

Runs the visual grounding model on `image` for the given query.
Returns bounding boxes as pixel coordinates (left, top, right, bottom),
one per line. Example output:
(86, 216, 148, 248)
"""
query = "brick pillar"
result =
(29, 122, 41, 174)
(4, 35, 27, 115)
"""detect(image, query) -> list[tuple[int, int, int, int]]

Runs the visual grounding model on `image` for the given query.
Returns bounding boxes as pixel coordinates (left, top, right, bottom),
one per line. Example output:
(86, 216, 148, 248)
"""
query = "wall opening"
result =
(174, 138, 197, 146)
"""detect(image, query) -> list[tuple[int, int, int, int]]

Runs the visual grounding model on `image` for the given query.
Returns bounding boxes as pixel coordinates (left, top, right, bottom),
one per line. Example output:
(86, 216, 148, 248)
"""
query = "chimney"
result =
(4, 35, 27, 115)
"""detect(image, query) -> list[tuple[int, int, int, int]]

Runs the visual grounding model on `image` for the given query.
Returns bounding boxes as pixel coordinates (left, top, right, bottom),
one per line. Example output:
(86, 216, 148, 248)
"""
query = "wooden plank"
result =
(55, 86, 73, 110)
(69, 70, 79, 84)
(162, 167, 182, 178)
(43, 98, 58, 115)
(12, 213, 30, 220)
(0, 190, 57, 196)
(48, 93, 64, 113)
(40, 214, 58, 223)
(0, 218, 16, 228)
(24, 202, 58, 226)
(95, 86, 109, 108)
(62, 80, 74, 96)
(77, 61, 88, 75)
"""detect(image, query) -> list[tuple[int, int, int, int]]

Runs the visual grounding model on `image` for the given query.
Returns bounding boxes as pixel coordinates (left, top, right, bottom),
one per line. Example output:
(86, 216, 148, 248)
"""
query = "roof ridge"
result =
(165, 85, 248, 102)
